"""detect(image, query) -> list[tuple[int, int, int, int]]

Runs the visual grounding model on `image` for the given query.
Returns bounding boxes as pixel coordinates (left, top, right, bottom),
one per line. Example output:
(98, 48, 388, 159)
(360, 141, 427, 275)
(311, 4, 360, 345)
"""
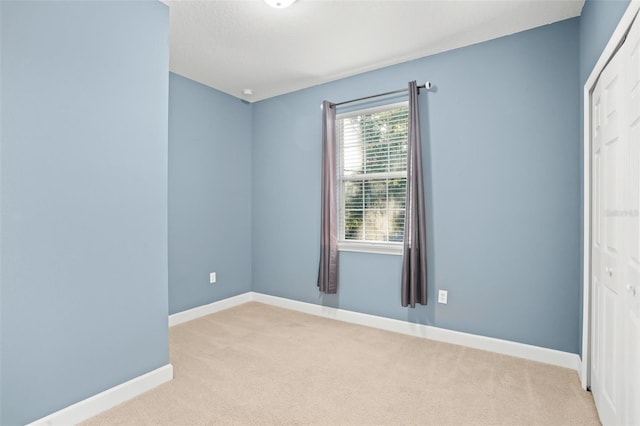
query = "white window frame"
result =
(336, 101, 408, 256)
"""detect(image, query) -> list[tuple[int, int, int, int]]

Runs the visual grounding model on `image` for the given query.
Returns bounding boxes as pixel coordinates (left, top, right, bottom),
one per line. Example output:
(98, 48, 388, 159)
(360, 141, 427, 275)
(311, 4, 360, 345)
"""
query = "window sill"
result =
(338, 241, 403, 256)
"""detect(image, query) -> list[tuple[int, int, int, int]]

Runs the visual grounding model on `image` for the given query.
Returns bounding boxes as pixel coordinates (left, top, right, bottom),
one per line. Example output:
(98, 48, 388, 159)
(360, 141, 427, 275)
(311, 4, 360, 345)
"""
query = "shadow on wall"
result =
(320, 291, 340, 309)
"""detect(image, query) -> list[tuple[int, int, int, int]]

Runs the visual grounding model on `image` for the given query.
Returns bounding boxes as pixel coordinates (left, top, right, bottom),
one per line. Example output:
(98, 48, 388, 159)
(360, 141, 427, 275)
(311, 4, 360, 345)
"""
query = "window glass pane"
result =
(344, 209, 363, 240)
(360, 109, 408, 175)
(389, 143, 407, 172)
(342, 118, 364, 176)
(343, 180, 363, 210)
(364, 179, 387, 209)
(388, 210, 405, 242)
(364, 211, 387, 241)
(388, 177, 406, 209)
(364, 142, 387, 173)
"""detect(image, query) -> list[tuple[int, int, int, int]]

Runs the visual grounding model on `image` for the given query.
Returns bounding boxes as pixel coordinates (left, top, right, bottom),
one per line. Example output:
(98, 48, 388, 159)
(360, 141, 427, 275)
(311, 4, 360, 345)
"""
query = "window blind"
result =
(337, 101, 408, 244)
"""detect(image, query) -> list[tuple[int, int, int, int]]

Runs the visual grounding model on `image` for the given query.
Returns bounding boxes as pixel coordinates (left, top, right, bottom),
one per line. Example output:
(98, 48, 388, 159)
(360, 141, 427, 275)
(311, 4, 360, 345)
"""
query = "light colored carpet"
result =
(83, 302, 600, 425)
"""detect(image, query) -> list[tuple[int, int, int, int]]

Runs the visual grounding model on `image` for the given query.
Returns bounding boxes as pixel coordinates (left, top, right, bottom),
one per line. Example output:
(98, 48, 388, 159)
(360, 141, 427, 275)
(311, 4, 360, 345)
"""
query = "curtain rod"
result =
(333, 81, 432, 107)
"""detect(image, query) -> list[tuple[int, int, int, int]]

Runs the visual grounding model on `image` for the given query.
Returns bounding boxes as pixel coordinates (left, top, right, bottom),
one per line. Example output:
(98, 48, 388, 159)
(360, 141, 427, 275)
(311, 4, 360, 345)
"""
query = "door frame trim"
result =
(581, 0, 640, 389)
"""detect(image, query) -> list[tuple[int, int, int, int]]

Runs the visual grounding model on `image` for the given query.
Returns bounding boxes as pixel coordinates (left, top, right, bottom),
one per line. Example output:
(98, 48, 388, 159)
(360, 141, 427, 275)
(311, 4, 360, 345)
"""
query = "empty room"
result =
(1, 0, 639, 424)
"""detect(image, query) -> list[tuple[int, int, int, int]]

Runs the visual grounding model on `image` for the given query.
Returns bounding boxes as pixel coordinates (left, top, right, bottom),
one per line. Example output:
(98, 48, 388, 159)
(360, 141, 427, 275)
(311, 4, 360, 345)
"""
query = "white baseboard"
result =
(22, 291, 583, 426)
(27, 364, 173, 426)
(167, 291, 581, 373)
(168, 292, 253, 327)
(250, 292, 582, 372)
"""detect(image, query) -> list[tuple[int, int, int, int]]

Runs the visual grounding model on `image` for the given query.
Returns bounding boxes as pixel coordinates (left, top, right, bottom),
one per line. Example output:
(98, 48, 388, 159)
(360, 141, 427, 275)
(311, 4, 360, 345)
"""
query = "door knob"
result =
(605, 267, 613, 277)
(626, 284, 637, 296)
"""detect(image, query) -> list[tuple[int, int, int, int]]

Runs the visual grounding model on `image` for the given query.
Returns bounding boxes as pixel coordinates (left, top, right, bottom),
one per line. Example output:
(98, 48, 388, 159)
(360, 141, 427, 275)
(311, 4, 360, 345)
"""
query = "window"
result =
(337, 101, 408, 255)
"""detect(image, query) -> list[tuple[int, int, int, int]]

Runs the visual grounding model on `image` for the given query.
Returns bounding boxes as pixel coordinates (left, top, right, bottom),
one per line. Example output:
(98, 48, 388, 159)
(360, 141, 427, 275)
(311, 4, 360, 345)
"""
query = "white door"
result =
(591, 43, 626, 425)
(591, 12, 640, 426)
(591, 65, 605, 421)
(623, 13, 640, 426)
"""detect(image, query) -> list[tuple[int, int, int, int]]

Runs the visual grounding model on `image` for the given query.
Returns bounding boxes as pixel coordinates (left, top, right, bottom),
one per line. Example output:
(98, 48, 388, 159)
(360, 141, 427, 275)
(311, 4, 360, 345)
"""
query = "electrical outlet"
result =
(209, 272, 216, 284)
(438, 290, 448, 304)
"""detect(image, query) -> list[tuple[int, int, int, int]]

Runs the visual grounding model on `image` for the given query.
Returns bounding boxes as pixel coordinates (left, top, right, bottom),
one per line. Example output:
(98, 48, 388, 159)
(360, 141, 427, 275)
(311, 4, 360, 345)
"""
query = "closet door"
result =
(591, 13, 640, 426)
(623, 14, 640, 426)
(591, 69, 606, 422)
(591, 35, 626, 426)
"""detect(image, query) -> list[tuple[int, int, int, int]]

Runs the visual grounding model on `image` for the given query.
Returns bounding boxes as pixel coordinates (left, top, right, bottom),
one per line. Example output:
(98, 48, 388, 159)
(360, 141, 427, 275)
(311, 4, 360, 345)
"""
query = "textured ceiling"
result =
(163, 0, 584, 102)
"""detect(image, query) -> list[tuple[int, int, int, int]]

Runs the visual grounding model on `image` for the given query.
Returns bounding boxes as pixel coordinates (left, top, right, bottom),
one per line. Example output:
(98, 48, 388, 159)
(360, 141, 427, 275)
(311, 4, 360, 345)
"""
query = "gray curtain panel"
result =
(317, 101, 338, 294)
(401, 81, 428, 307)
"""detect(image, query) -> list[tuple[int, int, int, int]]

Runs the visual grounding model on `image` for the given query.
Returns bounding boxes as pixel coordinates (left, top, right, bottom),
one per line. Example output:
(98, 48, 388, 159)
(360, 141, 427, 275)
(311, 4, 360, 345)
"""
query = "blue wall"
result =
(0, 2, 169, 424)
(252, 18, 581, 353)
(0, 1, 3, 422)
(579, 0, 631, 85)
(168, 73, 252, 314)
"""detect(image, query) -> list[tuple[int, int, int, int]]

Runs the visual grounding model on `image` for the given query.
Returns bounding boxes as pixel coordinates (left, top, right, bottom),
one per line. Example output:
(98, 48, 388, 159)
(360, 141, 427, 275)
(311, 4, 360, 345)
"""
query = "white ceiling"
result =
(163, 0, 584, 102)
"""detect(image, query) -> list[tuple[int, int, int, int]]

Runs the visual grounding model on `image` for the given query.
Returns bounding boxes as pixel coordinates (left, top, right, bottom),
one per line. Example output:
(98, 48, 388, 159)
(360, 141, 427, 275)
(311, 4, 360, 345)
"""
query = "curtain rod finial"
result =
(424, 81, 432, 90)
